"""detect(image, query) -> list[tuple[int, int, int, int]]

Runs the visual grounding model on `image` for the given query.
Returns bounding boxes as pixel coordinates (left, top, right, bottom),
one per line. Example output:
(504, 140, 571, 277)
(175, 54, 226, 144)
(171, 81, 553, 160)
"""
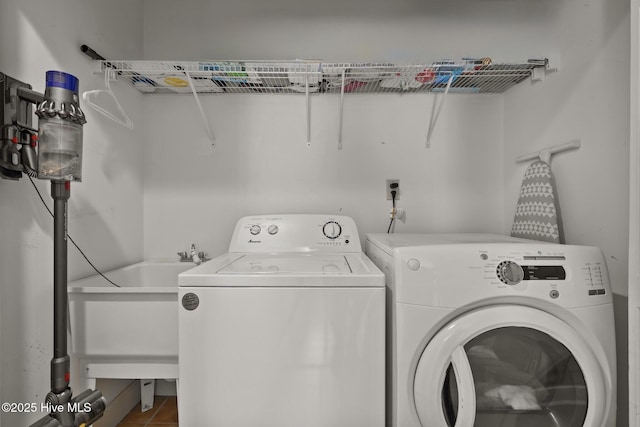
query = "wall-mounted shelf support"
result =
(184, 71, 215, 145)
(531, 66, 546, 83)
(338, 69, 346, 150)
(426, 73, 454, 148)
(305, 72, 311, 146)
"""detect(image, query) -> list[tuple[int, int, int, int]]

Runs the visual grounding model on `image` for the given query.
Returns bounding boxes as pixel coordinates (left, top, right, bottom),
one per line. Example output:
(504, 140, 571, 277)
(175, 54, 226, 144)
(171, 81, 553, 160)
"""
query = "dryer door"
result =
(413, 305, 610, 427)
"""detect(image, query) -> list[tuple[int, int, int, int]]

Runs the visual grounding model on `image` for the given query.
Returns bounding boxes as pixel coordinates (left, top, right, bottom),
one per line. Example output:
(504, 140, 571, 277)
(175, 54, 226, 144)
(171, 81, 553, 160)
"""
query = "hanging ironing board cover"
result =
(511, 160, 563, 243)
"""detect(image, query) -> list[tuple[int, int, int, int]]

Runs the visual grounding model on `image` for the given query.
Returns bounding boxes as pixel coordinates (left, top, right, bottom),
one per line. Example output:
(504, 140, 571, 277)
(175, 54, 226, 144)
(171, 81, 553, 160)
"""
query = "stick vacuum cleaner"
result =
(0, 70, 106, 426)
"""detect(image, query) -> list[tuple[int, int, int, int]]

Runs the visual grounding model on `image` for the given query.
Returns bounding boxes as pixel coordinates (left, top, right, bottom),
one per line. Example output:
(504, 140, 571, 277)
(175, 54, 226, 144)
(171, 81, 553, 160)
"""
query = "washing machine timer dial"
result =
(322, 221, 342, 239)
(267, 224, 279, 235)
(497, 261, 525, 285)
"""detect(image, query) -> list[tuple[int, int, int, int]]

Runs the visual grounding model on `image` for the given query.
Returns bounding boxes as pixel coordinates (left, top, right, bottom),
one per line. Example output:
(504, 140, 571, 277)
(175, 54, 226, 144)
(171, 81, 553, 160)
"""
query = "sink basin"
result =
(68, 261, 196, 382)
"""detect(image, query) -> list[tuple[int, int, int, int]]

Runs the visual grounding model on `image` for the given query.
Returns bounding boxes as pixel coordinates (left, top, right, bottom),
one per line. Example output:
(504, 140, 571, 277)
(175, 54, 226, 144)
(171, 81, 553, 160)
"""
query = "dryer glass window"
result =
(442, 327, 588, 427)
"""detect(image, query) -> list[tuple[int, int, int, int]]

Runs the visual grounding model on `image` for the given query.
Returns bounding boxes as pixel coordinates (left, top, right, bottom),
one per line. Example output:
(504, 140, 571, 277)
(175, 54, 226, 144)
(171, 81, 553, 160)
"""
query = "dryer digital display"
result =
(523, 265, 566, 281)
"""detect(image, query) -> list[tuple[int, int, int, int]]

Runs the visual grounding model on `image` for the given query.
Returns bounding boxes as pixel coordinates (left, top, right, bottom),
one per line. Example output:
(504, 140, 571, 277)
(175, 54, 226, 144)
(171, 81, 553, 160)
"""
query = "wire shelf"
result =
(89, 58, 549, 147)
(100, 59, 546, 95)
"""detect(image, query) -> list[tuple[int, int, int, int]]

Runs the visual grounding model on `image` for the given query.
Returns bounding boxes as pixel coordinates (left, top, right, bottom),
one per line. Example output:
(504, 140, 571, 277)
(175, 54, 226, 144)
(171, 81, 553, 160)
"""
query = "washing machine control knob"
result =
(322, 221, 342, 239)
(250, 225, 261, 235)
(497, 261, 524, 285)
(268, 225, 279, 235)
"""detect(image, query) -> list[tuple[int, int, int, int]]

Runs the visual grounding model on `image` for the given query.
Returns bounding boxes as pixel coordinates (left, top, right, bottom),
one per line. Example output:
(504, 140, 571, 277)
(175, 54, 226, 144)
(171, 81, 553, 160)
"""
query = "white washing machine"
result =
(178, 214, 385, 427)
(365, 233, 616, 427)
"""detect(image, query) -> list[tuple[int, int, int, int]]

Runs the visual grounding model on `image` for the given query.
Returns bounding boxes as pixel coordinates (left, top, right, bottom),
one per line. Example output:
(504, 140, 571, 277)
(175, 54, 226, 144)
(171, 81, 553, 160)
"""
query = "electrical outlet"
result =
(386, 179, 400, 200)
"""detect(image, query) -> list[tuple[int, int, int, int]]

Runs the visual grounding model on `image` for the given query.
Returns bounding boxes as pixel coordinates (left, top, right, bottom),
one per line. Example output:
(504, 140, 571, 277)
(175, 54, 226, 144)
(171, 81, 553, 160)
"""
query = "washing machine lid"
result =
(412, 305, 612, 427)
(178, 253, 385, 287)
(220, 254, 352, 275)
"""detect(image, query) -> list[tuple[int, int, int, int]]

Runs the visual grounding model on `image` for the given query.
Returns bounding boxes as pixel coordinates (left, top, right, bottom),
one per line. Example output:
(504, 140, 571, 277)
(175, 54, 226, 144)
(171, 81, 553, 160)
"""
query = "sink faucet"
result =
(190, 244, 201, 265)
(178, 243, 208, 264)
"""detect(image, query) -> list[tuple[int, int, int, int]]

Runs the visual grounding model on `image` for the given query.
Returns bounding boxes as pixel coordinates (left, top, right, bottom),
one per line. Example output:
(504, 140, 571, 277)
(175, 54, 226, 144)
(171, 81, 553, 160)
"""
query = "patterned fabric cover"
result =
(510, 160, 563, 244)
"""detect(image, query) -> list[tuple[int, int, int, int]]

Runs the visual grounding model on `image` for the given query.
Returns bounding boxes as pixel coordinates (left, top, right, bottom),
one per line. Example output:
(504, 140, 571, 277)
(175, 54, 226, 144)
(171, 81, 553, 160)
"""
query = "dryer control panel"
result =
(496, 259, 568, 286)
(229, 214, 361, 253)
(391, 242, 612, 309)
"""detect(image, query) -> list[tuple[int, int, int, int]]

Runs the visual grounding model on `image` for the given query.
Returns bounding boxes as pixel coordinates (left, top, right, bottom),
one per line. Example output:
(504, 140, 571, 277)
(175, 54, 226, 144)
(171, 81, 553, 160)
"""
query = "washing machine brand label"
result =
(182, 293, 200, 311)
(248, 239, 262, 244)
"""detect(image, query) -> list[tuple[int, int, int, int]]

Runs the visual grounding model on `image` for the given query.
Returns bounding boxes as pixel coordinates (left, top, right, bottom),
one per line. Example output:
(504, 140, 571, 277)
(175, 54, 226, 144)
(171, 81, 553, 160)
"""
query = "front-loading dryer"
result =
(365, 233, 616, 427)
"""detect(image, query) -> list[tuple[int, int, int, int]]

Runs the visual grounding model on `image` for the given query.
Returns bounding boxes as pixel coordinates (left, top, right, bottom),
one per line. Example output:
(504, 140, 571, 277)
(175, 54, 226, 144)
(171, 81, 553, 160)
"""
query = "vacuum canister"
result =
(36, 71, 86, 181)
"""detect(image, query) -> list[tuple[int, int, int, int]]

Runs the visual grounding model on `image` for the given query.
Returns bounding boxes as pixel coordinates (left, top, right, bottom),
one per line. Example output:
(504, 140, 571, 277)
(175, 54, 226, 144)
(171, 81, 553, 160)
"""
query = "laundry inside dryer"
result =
(443, 326, 587, 427)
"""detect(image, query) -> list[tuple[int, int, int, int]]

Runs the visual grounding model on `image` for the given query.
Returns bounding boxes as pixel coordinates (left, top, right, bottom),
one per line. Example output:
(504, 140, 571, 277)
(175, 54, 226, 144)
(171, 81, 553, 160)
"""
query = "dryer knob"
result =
(498, 261, 524, 285)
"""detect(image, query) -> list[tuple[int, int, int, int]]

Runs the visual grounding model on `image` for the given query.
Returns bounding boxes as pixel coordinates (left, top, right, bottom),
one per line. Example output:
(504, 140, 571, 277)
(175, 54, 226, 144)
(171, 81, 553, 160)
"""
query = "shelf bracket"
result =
(338, 69, 346, 150)
(184, 71, 215, 145)
(305, 72, 311, 146)
(426, 73, 454, 148)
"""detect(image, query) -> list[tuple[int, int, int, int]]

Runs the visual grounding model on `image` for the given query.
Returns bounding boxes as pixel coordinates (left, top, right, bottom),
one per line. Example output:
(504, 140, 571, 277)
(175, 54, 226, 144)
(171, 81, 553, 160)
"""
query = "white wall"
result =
(141, 0, 560, 258)
(143, 94, 505, 259)
(143, 0, 560, 64)
(0, 1, 144, 425)
(503, 0, 630, 424)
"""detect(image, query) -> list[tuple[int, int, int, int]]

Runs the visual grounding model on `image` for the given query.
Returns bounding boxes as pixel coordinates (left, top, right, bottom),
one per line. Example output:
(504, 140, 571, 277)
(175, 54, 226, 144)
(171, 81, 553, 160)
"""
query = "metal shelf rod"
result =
(305, 72, 310, 145)
(185, 71, 215, 145)
(426, 73, 454, 148)
(338, 69, 346, 150)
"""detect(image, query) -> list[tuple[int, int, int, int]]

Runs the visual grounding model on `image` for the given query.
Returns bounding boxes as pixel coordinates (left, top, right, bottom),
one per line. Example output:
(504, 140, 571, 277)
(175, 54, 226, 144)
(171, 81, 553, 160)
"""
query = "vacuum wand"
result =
(51, 181, 70, 393)
(29, 181, 107, 427)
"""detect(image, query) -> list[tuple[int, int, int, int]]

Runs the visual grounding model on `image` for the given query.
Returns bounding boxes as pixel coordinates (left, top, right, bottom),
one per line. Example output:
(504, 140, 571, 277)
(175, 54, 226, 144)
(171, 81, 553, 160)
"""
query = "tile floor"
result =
(116, 396, 178, 427)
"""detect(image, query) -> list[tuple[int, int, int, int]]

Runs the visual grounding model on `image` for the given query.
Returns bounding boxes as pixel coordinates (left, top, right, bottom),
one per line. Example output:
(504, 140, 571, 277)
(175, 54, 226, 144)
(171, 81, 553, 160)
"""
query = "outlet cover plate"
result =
(386, 179, 400, 200)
